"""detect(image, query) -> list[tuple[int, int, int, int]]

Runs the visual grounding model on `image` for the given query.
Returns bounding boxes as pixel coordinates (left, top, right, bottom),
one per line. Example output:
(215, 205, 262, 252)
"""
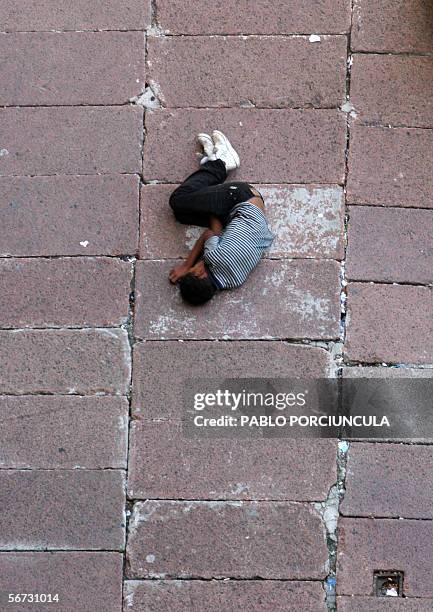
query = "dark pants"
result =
(169, 160, 258, 227)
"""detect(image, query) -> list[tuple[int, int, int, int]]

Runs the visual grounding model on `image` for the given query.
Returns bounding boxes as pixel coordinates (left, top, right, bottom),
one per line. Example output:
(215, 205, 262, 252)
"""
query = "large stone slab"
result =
(337, 597, 433, 611)
(143, 109, 346, 183)
(345, 283, 433, 364)
(0, 0, 150, 30)
(0, 32, 145, 105)
(0, 552, 123, 612)
(0, 107, 143, 175)
(350, 55, 433, 128)
(0, 471, 125, 550)
(127, 500, 328, 579)
(128, 421, 336, 500)
(0, 396, 128, 468)
(157, 0, 351, 34)
(139, 184, 344, 260)
(337, 518, 433, 597)
(124, 580, 327, 612)
(134, 260, 341, 340)
(132, 341, 332, 419)
(346, 206, 433, 284)
(341, 443, 433, 519)
(352, 0, 433, 53)
(0, 175, 139, 256)
(0, 258, 131, 327)
(147, 36, 346, 108)
(0, 329, 130, 394)
(347, 125, 433, 208)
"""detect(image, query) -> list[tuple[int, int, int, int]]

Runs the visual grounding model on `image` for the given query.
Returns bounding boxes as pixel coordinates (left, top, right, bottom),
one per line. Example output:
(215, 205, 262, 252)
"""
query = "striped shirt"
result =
(203, 202, 274, 289)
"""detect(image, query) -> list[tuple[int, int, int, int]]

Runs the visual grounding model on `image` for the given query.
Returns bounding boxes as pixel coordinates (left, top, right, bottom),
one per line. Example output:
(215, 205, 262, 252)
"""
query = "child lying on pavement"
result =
(169, 130, 274, 305)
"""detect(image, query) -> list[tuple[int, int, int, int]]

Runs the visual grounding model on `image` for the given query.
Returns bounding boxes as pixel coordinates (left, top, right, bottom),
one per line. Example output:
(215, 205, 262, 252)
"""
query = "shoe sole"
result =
(212, 130, 240, 168)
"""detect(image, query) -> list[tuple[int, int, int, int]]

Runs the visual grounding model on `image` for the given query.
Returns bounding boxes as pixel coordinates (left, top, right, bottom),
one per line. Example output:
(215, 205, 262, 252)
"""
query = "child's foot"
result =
(212, 130, 240, 171)
(197, 133, 216, 165)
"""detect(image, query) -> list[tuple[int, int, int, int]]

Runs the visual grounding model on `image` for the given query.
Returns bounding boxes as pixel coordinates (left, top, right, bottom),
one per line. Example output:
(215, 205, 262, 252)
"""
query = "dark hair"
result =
(178, 273, 216, 305)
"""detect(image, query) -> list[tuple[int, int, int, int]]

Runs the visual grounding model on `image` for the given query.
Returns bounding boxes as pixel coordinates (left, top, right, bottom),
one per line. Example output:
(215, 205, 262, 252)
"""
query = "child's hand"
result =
(169, 264, 190, 284)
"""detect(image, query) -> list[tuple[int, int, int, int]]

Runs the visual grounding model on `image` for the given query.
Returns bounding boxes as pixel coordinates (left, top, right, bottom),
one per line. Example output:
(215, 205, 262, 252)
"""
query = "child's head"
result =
(179, 273, 216, 305)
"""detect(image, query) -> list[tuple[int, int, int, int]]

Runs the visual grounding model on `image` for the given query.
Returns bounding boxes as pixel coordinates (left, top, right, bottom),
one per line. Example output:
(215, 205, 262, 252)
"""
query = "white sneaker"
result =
(197, 133, 216, 165)
(212, 130, 240, 171)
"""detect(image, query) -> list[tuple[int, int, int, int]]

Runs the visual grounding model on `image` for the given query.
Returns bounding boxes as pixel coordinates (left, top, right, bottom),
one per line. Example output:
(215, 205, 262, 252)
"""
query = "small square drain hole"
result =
(373, 571, 404, 597)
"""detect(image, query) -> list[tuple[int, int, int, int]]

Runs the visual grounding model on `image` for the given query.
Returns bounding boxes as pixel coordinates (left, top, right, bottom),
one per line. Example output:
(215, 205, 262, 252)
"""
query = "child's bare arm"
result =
(210, 215, 223, 235)
(169, 229, 214, 283)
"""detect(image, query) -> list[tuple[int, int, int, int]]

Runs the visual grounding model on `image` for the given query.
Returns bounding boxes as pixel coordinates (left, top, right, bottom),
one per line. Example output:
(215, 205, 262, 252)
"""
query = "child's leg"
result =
(169, 160, 255, 227)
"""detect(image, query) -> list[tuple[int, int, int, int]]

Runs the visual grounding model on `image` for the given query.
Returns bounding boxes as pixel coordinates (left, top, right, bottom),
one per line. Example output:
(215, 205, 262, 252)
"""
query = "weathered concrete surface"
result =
(128, 421, 337, 501)
(345, 283, 433, 364)
(143, 109, 346, 183)
(346, 206, 433, 284)
(124, 580, 328, 612)
(157, 0, 351, 34)
(0, 32, 145, 105)
(337, 518, 433, 597)
(341, 443, 433, 519)
(147, 36, 347, 108)
(0, 107, 143, 175)
(343, 366, 433, 378)
(0, 175, 139, 256)
(0, 258, 131, 327)
(0, 396, 128, 468)
(337, 597, 433, 611)
(0, 0, 151, 30)
(347, 125, 433, 208)
(134, 259, 341, 340)
(350, 55, 433, 128)
(132, 341, 332, 419)
(0, 471, 126, 550)
(140, 183, 344, 259)
(352, 0, 433, 53)
(0, 329, 130, 395)
(0, 553, 123, 612)
(127, 500, 328, 579)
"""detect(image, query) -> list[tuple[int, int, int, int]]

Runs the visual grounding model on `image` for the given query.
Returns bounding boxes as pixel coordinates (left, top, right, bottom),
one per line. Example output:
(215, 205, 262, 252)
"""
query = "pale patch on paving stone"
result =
(261, 185, 344, 259)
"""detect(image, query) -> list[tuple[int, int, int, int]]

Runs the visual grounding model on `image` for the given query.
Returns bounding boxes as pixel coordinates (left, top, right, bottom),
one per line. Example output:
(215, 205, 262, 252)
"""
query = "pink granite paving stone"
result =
(124, 580, 328, 612)
(143, 109, 346, 183)
(128, 421, 336, 500)
(139, 183, 344, 260)
(337, 518, 433, 597)
(132, 341, 332, 419)
(0, 396, 128, 469)
(347, 125, 433, 208)
(350, 55, 433, 128)
(0, 329, 130, 395)
(352, 0, 433, 53)
(0, 258, 131, 327)
(0, 175, 139, 257)
(134, 259, 341, 340)
(157, 0, 351, 34)
(0, 470, 126, 550)
(127, 500, 328, 579)
(147, 36, 347, 108)
(346, 206, 433, 284)
(0, 32, 145, 105)
(0, 106, 143, 175)
(341, 443, 433, 519)
(0, 0, 151, 31)
(0, 553, 123, 612)
(345, 283, 433, 364)
(337, 597, 433, 611)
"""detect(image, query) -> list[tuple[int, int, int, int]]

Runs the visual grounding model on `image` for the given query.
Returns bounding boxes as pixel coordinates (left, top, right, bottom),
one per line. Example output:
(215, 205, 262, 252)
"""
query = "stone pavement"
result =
(0, 1, 432, 611)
